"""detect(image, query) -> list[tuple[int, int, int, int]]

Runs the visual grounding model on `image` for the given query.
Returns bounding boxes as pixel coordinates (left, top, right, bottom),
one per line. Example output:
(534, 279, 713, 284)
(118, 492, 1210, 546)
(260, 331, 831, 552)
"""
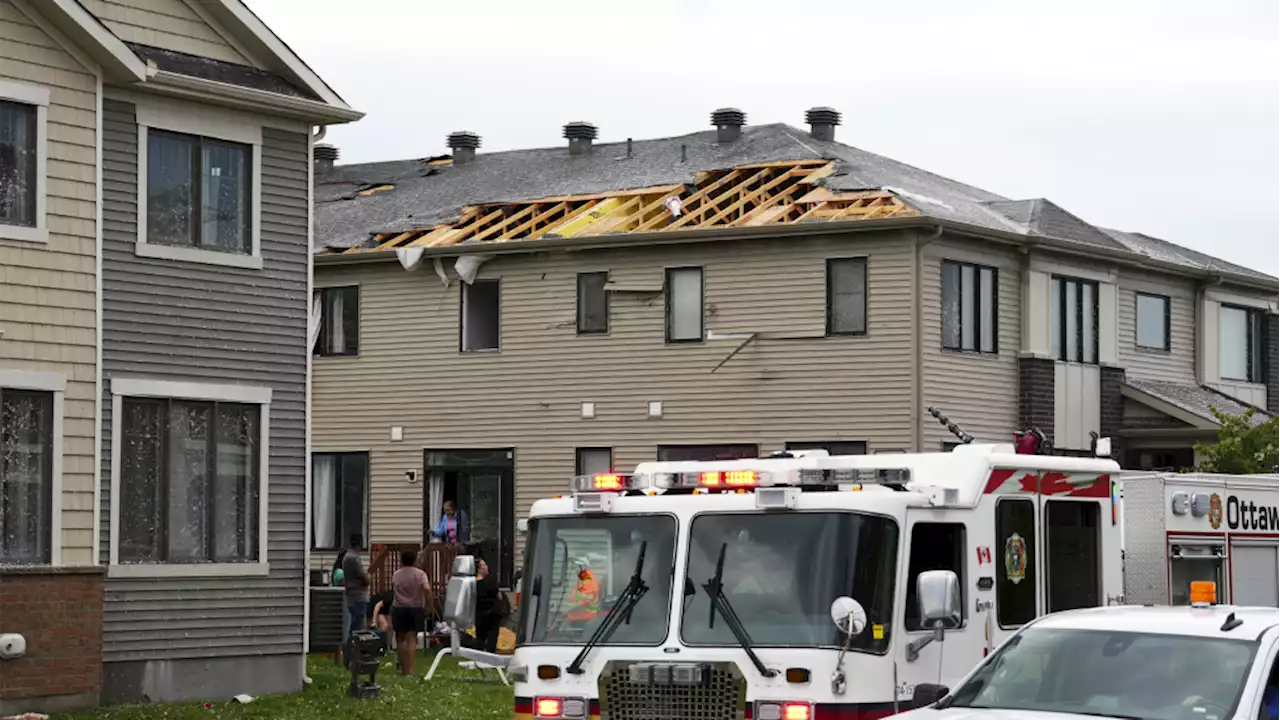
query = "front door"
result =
(424, 449, 516, 587)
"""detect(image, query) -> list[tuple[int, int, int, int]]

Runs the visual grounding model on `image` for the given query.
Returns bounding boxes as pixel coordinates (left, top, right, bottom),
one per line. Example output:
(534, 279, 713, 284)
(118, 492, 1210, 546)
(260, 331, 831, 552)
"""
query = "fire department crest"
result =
(1004, 533, 1028, 584)
(1209, 493, 1223, 529)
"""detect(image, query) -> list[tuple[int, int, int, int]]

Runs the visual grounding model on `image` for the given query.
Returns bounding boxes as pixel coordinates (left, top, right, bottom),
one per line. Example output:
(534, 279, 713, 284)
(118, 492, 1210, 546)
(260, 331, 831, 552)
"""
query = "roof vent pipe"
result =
(564, 121, 598, 156)
(804, 107, 842, 142)
(314, 143, 338, 175)
(446, 131, 481, 165)
(711, 108, 746, 143)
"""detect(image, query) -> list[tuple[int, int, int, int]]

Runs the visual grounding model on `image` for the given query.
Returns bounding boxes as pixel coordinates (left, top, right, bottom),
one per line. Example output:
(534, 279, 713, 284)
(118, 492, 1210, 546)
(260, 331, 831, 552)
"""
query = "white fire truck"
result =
(509, 443, 1124, 720)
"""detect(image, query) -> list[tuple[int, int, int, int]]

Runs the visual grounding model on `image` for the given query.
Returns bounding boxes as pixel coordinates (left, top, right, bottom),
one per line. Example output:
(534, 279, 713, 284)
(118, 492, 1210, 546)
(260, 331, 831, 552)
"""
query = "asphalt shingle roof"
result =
(128, 43, 316, 100)
(1125, 378, 1274, 427)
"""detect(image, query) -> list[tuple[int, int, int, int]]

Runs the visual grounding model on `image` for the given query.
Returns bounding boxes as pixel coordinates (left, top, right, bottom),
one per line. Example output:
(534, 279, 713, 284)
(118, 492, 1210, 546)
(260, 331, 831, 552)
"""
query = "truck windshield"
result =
(945, 627, 1257, 719)
(680, 512, 898, 652)
(517, 514, 676, 646)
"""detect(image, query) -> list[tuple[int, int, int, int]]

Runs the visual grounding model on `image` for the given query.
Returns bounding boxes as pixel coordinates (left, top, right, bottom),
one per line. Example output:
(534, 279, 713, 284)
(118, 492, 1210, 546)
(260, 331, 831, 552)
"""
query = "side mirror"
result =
(829, 596, 867, 637)
(911, 682, 949, 708)
(917, 570, 961, 627)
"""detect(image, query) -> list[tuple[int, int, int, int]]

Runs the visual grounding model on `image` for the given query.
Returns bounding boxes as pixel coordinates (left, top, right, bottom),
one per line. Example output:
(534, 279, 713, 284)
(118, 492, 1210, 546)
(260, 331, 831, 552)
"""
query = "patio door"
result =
(424, 449, 516, 587)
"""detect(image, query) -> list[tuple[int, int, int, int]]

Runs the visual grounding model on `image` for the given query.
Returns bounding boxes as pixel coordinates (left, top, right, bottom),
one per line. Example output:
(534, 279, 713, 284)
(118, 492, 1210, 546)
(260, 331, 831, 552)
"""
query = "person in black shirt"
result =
(474, 559, 506, 654)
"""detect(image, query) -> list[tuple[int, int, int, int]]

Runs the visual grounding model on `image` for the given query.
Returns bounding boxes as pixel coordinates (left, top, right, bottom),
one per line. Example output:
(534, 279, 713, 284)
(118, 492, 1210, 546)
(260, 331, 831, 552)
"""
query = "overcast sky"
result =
(251, 0, 1279, 275)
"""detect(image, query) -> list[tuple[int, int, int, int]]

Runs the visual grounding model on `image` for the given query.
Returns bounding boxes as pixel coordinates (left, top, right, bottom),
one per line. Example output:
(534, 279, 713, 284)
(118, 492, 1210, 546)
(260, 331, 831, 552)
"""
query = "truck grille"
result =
(600, 662, 744, 720)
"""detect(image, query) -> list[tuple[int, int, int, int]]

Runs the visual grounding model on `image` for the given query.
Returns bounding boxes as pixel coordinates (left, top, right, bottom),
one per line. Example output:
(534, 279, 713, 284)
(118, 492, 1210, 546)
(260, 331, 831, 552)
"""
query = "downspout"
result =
(913, 225, 944, 452)
(313, 125, 328, 143)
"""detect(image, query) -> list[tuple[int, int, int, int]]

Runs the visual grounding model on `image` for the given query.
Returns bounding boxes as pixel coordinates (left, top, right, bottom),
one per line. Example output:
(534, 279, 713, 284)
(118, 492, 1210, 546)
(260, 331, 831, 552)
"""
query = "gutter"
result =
(144, 69, 365, 124)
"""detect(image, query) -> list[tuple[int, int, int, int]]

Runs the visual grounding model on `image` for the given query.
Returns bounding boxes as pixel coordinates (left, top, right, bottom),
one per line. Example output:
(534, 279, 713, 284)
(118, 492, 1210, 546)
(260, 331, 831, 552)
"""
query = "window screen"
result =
(665, 267, 703, 342)
(827, 258, 867, 335)
(996, 498, 1036, 627)
(577, 272, 609, 334)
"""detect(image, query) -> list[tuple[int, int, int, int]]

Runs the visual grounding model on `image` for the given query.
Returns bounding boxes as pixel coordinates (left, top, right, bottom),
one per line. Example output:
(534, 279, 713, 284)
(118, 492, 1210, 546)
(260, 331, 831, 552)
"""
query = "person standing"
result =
(341, 534, 370, 644)
(391, 550, 431, 675)
(473, 559, 506, 654)
(430, 500, 469, 545)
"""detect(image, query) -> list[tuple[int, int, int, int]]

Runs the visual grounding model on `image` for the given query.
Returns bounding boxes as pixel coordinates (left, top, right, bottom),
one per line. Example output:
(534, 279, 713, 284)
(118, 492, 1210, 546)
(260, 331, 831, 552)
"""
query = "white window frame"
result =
(134, 100, 264, 269)
(0, 369, 65, 566)
(108, 377, 271, 578)
(0, 79, 50, 244)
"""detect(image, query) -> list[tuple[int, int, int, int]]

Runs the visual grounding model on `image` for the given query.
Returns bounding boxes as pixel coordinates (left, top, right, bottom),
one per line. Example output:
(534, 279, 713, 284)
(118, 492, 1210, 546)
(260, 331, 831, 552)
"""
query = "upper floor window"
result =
(1135, 292, 1170, 351)
(1220, 305, 1264, 383)
(0, 81, 49, 243)
(826, 257, 867, 335)
(315, 286, 359, 356)
(461, 279, 500, 352)
(942, 260, 997, 353)
(665, 267, 703, 343)
(146, 129, 252, 254)
(657, 444, 758, 462)
(1051, 276, 1098, 364)
(575, 447, 613, 476)
(785, 440, 867, 456)
(577, 272, 609, 334)
(0, 387, 54, 565)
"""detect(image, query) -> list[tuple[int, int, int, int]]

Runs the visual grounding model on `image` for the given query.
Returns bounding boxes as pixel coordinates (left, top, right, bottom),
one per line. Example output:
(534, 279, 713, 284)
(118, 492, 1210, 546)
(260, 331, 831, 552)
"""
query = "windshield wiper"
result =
(702, 543, 777, 678)
(566, 542, 649, 675)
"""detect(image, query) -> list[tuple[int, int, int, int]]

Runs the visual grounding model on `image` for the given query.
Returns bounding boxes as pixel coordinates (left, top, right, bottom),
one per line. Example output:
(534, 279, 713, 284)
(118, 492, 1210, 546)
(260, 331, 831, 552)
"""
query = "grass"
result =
(60, 651, 513, 720)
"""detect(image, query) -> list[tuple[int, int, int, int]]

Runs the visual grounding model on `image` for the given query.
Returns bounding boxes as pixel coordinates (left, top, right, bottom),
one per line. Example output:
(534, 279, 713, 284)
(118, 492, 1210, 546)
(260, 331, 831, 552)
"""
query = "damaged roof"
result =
(1124, 378, 1275, 427)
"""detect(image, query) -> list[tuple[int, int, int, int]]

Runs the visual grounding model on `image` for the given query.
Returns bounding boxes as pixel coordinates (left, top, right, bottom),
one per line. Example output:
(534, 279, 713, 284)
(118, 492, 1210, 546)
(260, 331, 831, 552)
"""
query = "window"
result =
(110, 378, 269, 576)
(577, 272, 609, 334)
(996, 498, 1036, 627)
(314, 286, 359, 356)
(785, 441, 867, 456)
(657, 444, 758, 462)
(461, 279, 500, 352)
(826, 257, 867, 335)
(665, 267, 703, 342)
(905, 523, 966, 630)
(1219, 305, 1264, 383)
(1051, 276, 1098, 364)
(0, 388, 54, 564)
(1134, 292, 1170, 351)
(0, 81, 48, 243)
(942, 260, 997, 353)
(312, 453, 367, 551)
(1045, 500, 1100, 612)
(146, 129, 252, 254)
(575, 447, 613, 476)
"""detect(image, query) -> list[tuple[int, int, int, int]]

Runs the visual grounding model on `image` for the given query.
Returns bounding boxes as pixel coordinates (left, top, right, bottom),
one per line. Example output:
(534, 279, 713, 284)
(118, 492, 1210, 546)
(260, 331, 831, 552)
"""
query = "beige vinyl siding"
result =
(921, 238, 1021, 447)
(1117, 269, 1197, 383)
(312, 233, 916, 549)
(0, 0, 99, 565)
(80, 0, 252, 65)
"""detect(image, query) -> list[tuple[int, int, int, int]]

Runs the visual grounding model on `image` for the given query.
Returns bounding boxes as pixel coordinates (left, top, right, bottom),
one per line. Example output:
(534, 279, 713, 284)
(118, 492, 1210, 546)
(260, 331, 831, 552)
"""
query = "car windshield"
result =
(517, 514, 676, 646)
(946, 627, 1258, 719)
(679, 512, 898, 652)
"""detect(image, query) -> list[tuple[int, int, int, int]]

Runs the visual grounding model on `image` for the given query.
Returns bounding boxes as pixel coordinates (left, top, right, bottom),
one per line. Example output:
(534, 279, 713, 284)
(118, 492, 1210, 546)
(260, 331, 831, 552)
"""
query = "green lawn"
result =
(61, 652, 513, 720)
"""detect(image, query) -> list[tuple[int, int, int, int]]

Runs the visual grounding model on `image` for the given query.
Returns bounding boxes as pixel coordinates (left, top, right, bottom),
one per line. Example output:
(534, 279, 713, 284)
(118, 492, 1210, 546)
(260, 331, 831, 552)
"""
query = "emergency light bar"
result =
(571, 473, 635, 493)
(569, 464, 913, 495)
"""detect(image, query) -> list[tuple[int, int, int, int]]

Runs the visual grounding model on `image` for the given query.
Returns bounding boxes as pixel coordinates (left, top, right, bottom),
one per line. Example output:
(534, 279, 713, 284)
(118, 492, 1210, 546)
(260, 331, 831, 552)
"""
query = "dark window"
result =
(1051, 276, 1099, 364)
(311, 452, 367, 551)
(665, 267, 703, 342)
(942, 260, 997, 353)
(118, 398, 261, 564)
(657, 444, 758, 462)
(996, 498, 1036, 627)
(905, 523, 967, 630)
(785, 441, 867, 456)
(1219, 305, 1264, 383)
(0, 100, 38, 228)
(577, 272, 609, 334)
(461, 279, 500, 352)
(314, 286, 359, 356)
(1046, 500, 1101, 612)
(827, 257, 867, 335)
(1135, 292, 1170, 351)
(0, 389, 54, 564)
(1124, 447, 1194, 472)
(574, 447, 613, 476)
(146, 129, 252, 254)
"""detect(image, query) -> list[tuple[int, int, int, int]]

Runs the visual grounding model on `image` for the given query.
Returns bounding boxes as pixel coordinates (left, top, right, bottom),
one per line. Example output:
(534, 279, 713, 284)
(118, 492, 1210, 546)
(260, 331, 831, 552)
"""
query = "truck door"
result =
(991, 496, 1040, 650)
(1040, 495, 1106, 613)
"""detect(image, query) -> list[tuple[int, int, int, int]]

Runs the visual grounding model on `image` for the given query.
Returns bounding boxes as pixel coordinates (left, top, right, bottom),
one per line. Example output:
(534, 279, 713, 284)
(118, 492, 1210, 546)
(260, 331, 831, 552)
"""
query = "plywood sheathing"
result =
(333, 159, 918, 254)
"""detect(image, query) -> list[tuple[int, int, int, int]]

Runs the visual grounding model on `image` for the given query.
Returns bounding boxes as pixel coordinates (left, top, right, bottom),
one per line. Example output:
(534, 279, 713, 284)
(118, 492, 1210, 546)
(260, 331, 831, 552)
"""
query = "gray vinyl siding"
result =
(312, 232, 916, 551)
(98, 97, 308, 661)
(1117, 268, 1197, 384)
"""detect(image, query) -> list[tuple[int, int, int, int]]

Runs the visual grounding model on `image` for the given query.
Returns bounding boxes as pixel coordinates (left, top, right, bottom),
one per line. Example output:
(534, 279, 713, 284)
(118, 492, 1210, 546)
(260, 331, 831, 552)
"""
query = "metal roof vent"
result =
(711, 108, 746, 143)
(314, 143, 338, 174)
(446, 131, 481, 165)
(563, 121, 598, 156)
(804, 107, 842, 142)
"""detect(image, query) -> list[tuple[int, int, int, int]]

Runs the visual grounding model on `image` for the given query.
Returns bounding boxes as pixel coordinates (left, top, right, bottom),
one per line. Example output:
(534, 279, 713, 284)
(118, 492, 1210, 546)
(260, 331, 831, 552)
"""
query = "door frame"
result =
(422, 448, 516, 586)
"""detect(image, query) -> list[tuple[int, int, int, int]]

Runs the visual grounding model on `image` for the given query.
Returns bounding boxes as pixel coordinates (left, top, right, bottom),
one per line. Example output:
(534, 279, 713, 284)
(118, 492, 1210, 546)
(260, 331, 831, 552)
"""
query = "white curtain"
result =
(313, 455, 336, 549)
(329, 291, 345, 352)
(428, 470, 444, 544)
(308, 291, 322, 353)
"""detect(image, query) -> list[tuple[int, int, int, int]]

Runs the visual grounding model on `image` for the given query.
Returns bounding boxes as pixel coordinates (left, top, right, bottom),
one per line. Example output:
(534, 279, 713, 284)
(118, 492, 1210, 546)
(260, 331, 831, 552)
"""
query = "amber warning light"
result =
(1190, 581, 1216, 606)
(699, 470, 759, 488)
(571, 473, 633, 493)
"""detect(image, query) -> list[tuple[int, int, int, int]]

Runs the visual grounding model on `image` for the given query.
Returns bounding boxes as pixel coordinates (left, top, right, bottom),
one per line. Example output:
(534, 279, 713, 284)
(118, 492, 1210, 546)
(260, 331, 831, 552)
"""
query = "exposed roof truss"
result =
(327, 158, 919, 254)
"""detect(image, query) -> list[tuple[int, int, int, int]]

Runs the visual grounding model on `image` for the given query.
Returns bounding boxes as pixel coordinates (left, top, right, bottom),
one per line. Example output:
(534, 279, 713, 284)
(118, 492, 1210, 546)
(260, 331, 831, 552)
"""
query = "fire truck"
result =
(508, 442, 1124, 720)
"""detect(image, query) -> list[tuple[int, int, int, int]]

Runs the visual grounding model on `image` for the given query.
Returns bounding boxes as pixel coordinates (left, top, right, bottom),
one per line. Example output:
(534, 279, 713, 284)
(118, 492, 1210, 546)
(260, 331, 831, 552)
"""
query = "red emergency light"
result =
(698, 470, 759, 488)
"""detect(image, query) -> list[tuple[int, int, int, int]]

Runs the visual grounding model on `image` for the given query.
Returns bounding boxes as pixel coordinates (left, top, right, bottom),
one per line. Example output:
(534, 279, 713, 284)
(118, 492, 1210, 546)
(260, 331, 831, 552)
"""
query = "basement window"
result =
(577, 272, 609, 334)
(461, 279, 500, 352)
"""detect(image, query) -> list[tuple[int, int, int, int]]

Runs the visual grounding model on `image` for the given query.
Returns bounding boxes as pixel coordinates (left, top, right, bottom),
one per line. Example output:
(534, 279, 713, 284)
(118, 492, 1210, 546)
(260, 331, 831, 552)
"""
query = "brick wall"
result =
(1019, 357, 1056, 446)
(1267, 313, 1278, 415)
(0, 568, 104, 713)
(1100, 366, 1126, 462)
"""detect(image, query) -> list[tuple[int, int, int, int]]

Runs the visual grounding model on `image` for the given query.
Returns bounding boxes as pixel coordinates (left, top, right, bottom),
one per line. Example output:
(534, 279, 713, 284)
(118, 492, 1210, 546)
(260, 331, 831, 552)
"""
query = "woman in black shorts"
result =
(390, 550, 430, 675)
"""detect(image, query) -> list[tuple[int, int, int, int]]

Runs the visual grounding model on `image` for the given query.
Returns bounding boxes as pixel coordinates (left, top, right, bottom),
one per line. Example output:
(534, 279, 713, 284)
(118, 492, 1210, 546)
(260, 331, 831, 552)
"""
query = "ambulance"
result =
(508, 443, 1125, 720)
